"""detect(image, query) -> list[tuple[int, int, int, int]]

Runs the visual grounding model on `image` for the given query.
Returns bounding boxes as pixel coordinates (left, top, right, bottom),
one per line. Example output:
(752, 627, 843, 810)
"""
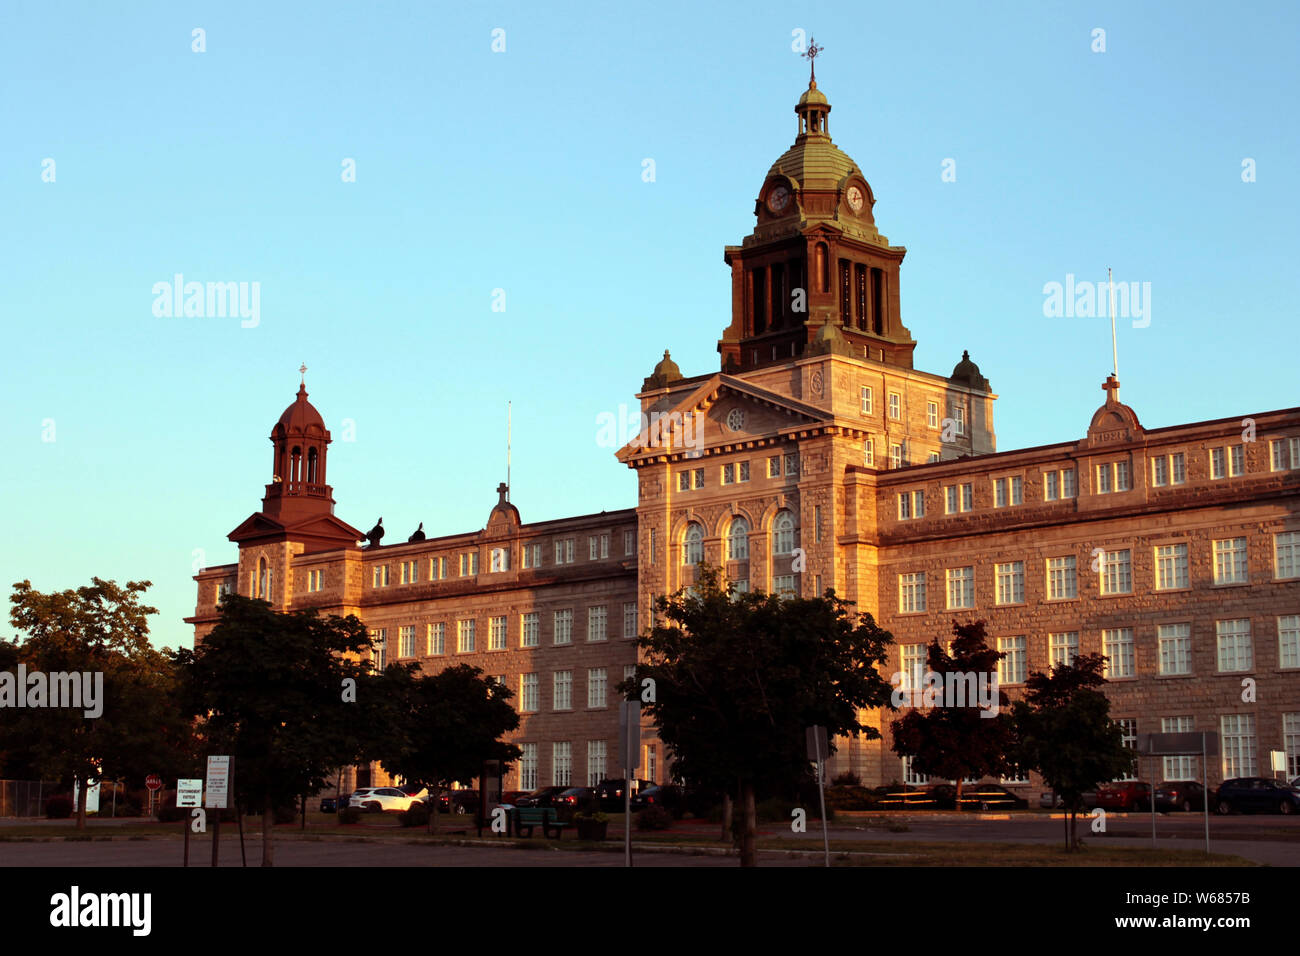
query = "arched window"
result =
(683, 523, 704, 565)
(257, 557, 271, 601)
(290, 446, 302, 483)
(306, 447, 318, 484)
(728, 517, 750, 560)
(773, 511, 796, 555)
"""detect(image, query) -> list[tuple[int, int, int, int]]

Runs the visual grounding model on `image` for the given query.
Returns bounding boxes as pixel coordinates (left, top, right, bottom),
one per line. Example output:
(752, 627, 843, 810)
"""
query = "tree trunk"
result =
(300, 794, 306, 831)
(955, 779, 963, 811)
(75, 775, 87, 830)
(1063, 806, 1070, 850)
(429, 777, 440, 835)
(720, 793, 733, 842)
(261, 794, 274, 867)
(738, 781, 758, 868)
(1069, 807, 1077, 852)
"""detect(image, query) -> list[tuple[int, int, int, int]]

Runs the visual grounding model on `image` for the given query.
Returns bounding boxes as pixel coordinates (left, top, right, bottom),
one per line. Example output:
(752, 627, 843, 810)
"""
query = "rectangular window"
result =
(587, 741, 607, 787)
(784, 452, 798, 477)
(903, 755, 930, 787)
(553, 609, 573, 645)
(623, 602, 638, 639)
(1115, 461, 1130, 491)
(951, 403, 966, 436)
(722, 463, 735, 485)
(1275, 531, 1300, 579)
(520, 743, 538, 791)
(1171, 452, 1185, 484)
(1152, 456, 1168, 486)
(399, 560, 417, 584)
(863, 438, 874, 467)
(1155, 543, 1189, 590)
(677, 471, 690, 492)
(997, 636, 1027, 684)
(1158, 623, 1192, 675)
(1272, 439, 1288, 472)
(901, 644, 927, 692)
(898, 493, 912, 520)
(489, 615, 507, 651)
(589, 536, 599, 560)
(587, 668, 607, 708)
(522, 543, 542, 569)
(927, 401, 938, 428)
(693, 468, 705, 489)
(459, 552, 479, 576)
(898, 572, 927, 613)
(624, 530, 634, 555)
(372, 565, 390, 587)
(552, 742, 572, 787)
(1010, 476, 1022, 505)
(307, 570, 322, 592)
(489, 548, 509, 573)
(946, 567, 974, 609)
(1211, 447, 1226, 480)
(553, 670, 573, 710)
(1221, 714, 1256, 777)
(961, 483, 973, 511)
(888, 392, 901, 420)
(889, 444, 903, 469)
(860, 386, 874, 414)
(994, 561, 1025, 605)
(1114, 719, 1138, 781)
(456, 619, 476, 653)
(1044, 471, 1059, 501)
(739, 461, 750, 482)
(1229, 444, 1245, 477)
(1292, 437, 1300, 469)
(398, 625, 416, 658)
(1213, 537, 1248, 584)
(521, 673, 538, 712)
(994, 478, 1007, 508)
(1162, 717, 1196, 781)
(945, 486, 958, 514)
(1285, 714, 1300, 778)
(1101, 549, 1133, 595)
(368, 629, 386, 670)
(928, 452, 940, 463)
(1279, 614, 1300, 669)
(1215, 619, 1253, 672)
(1103, 627, 1135, 678)
(1048, 631, 1079, 667)
(1062, 468, 1076, 498)
(1096, 463, 1112, 494)
(587, 606, 607, 642)
(774, 574, 796, 597)
(1047, 556, 1077, 600)
(426, 622, 445, 656)
(767, 455, 781, 477)
(521, 612, 539, 648)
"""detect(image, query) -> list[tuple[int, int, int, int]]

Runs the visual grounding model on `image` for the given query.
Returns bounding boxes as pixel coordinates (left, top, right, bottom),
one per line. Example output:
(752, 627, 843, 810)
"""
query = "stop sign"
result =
(145, 774, 162, 792)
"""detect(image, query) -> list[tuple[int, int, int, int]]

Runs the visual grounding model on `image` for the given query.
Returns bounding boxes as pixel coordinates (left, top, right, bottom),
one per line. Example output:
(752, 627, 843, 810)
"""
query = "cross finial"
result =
(299, 363, 307, 385)
(496, 481, 509, 505)
(803, 37, 824, 85)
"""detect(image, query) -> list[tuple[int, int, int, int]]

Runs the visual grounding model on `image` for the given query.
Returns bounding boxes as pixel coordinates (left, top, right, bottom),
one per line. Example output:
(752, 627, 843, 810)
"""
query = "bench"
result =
(513, 807, 570, 839)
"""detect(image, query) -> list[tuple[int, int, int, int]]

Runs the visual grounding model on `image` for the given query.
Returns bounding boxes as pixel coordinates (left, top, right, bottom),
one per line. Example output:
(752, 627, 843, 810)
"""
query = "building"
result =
(189, 72, 1300, 795)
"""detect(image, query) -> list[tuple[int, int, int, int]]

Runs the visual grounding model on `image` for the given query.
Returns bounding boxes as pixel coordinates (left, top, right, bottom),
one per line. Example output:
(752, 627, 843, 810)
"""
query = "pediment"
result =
(617, 375, 829, 463)
(228, 511, 363, 551)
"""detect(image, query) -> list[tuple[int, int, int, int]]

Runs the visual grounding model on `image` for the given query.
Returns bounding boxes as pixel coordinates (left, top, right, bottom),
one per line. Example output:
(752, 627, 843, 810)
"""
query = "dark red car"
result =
(1095, 781, 1152, 811)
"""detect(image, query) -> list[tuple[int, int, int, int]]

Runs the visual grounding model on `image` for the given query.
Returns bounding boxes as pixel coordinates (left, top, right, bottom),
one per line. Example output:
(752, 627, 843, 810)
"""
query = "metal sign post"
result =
(806, 726, 830, 867)
(1138, 731, 1218, 857)
(619, 701, 640, 868)
(205, 756, 231, 868)
(177, 779, 203, 867)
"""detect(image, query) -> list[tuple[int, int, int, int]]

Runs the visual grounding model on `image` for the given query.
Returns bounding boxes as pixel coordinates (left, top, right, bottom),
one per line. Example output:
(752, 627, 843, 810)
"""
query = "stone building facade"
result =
(190, 74, 1300, 795)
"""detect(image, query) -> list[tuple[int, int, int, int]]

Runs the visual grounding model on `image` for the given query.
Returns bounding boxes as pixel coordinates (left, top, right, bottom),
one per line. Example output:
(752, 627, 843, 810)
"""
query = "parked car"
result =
(349, 786, 425, 813)
(1095, 781, 1152, 812)
(629, 784, 684, 815)
(513, 786, 568, 809)
(319, 796, 338, 813)
(554, 786, 597, 809)
(1039, 789, 1098, 810)
(1215, 777, 1300, 815)
(1154, 781, 1205, 812)
(595, 778, 653, 812)
(958, 784, 1029, 811)
(436, 789, 478, 815)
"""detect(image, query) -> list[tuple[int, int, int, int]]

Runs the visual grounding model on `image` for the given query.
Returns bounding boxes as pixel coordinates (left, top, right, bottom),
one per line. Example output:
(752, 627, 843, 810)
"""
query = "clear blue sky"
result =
(3, 1, 1297, 650)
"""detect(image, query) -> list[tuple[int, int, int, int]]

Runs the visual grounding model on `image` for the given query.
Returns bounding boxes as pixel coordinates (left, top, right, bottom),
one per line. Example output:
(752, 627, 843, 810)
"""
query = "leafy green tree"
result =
(890, 620, 1013, 805)
(4, 578, 185, 828)
(1010, 653, 1134, 850)
(632, 565, 896, 867)
(172, 593, 385, 865)
(376, 663, 522, 833)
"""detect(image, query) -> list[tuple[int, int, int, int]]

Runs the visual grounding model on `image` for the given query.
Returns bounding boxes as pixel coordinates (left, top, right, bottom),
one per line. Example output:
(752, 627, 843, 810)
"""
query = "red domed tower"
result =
(227, 379, 363, 563)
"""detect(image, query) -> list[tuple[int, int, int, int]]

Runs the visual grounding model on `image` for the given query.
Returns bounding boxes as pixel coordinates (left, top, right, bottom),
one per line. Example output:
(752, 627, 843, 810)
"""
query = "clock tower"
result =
(718, 74, 917, 373)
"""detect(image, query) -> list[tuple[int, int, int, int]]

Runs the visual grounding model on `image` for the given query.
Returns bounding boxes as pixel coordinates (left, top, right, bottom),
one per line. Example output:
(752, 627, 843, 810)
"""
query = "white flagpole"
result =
(1109, 267, 1119, 380)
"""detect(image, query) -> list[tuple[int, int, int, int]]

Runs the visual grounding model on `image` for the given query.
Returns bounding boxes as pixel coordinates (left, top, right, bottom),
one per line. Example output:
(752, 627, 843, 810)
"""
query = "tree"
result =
(633, 565, 896, 866)
(890, 620, 1013, 805)
(172, 594, 384, 865)
(376, 663, 522, 833)
(4, 578, 184, 828)
(1010, 653, 1134, 850)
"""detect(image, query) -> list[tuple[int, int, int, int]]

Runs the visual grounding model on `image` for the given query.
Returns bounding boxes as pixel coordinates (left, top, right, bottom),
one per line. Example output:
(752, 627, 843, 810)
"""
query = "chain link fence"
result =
(0, 780, 60, 817)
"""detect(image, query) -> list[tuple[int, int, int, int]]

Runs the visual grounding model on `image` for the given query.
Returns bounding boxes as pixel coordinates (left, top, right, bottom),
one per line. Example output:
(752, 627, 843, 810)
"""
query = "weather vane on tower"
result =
(299, 363, 307, 385)
(803, 36, 824, 85)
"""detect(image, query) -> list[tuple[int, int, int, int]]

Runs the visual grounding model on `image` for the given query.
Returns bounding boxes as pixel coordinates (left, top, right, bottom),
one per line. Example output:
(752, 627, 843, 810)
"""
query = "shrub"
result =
(831, 771, 862, 787)
(273, 804, 298, 825)
(637, 805, 672, 831)
(825, 785, 877, 811)
(157, 794, 186, 822)
(45, 794, 74, 819)
(399, 802, 430, 828)
(339, 807, 363, 825)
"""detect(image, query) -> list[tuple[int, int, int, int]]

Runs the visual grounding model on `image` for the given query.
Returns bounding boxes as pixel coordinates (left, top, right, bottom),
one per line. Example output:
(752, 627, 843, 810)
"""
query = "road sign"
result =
(805, 725, 829, 762)
(145, 774, 162, 792)
(177, 779, 203, 808)
(205, 756, 230, 809)
(1136, 731, 1219, 756)
(619, 701, 641, 771)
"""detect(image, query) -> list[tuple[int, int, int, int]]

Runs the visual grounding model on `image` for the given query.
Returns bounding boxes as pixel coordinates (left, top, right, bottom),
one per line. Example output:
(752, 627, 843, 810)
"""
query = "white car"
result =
(349, 787, 427, 813)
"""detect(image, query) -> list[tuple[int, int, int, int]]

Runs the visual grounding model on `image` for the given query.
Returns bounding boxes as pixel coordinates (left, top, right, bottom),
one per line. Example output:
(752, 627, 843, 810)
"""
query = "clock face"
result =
(847, 185, 864, 212)
(767, 185, 791, 214)
(726, 408, 746, 432)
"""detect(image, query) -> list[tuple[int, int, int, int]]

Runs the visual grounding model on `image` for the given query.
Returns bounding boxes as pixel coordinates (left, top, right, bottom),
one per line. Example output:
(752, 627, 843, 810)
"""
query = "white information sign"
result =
(205, 756, 230, 809)
(177, 778, 203, 808)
